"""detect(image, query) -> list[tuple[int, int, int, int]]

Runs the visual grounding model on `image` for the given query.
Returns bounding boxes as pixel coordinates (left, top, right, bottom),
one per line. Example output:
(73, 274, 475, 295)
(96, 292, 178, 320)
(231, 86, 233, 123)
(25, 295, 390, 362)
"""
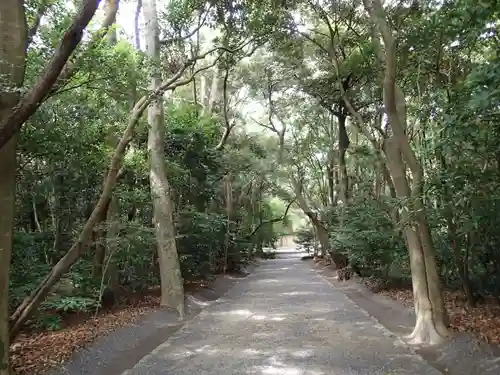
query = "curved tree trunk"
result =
(144, 0, 185, 317)
(364, 0, 449, 345)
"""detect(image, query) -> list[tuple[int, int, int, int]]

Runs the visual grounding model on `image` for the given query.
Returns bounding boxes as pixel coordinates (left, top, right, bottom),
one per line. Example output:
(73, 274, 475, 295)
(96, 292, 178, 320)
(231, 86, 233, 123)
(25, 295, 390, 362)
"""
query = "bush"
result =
(330, 199, 408, 278)
(294, 228, 314, 253)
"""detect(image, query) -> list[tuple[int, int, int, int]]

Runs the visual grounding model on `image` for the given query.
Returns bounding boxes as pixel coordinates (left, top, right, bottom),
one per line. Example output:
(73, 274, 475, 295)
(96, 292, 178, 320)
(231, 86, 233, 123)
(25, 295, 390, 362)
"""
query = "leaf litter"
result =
(378, 288, 500, 345)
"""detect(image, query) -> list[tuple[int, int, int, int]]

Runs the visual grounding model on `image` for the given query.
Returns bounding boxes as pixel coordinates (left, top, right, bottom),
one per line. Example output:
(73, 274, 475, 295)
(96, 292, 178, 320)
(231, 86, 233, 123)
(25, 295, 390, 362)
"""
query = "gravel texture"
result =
(49, 264, 258, 375)
(122, 249, 441, 375)
(316, 261, 500, 375)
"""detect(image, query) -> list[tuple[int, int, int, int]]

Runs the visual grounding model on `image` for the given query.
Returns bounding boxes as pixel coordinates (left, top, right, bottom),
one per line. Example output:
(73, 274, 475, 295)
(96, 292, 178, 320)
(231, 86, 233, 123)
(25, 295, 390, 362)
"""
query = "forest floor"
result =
(312, 260, 500, 375)
(9, 264, 259, 375)
(378, 288, 500, 345)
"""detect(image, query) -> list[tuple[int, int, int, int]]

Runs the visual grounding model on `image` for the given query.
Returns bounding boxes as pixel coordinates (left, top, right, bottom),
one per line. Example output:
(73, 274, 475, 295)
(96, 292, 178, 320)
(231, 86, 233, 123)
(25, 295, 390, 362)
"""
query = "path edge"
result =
(49, 259, 264, 375)
(309, 261, 500, 375)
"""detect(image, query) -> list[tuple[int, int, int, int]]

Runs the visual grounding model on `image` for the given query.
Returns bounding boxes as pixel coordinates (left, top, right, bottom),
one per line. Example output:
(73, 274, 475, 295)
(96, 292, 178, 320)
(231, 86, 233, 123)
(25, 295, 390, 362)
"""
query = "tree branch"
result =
(214, 67, 235, 150)
(246, 198, 295, 239)
(47, 0, 120, 97)
(159, 4, 213, 45)
(0, 0, 104, 150)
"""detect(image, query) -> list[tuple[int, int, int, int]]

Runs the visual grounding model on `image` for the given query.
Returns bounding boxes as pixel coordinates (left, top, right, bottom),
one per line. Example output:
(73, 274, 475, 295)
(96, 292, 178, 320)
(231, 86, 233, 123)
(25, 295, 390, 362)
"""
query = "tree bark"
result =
(338, 113, 349, 206)
(0, 0, 27, 372)
(92, 0, 121, 284)
(206, 67, 220, 113)
(144, 0, 185, 317)
(364, 0, 448, 345)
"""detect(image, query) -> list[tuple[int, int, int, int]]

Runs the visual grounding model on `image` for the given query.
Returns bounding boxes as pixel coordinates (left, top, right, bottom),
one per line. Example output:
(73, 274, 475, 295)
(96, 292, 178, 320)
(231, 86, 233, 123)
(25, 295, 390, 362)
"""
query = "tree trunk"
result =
(384, 138, 448, 345)
(0, 138, 18, 375)
(338, 113, 349, 206)
(0, 0, 26, 372)
(92, 198, 111, 279)
(364, 0, 449, 345)
(144, 0, 185, 317)
(93, 0, 121, 285)
(206, 67, 220, 114)
(337, 113, 349, 225)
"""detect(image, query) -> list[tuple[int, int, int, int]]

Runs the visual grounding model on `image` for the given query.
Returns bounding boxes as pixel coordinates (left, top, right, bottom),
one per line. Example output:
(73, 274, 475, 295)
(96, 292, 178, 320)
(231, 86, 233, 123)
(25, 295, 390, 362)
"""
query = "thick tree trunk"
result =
(144, 0, 185, 317)
(364, 0, 449, 345)
(0, 1, 27, 372)
(384, 139, 448, 345)
(0, 138, 17, 375)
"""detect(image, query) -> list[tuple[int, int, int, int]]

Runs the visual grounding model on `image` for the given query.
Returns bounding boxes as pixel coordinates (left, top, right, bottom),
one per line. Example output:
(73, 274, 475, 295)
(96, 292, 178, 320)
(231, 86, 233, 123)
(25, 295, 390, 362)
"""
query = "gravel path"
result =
(122, 250, 442, 375)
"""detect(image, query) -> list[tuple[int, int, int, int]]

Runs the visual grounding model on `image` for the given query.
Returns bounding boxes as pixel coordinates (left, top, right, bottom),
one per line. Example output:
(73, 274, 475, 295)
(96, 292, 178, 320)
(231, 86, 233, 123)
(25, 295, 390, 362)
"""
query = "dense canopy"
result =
(1, 0, 500, 373)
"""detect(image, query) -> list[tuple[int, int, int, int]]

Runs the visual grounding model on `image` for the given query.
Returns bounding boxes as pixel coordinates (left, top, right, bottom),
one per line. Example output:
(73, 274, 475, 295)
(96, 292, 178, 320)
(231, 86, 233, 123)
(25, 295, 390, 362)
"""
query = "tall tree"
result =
(144, 0, 185, 316)
(0, 3, 27, 372)
(362, 0, 448, 344)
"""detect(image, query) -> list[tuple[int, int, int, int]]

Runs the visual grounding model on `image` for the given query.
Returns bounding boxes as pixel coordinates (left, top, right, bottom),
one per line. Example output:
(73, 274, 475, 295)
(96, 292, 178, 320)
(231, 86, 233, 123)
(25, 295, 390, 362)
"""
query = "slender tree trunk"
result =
(338, 113, 349, 206)
(199, 75, 207, 114)
(206, 67, 220, 113)
(9, 93, 152, 341)
(92, 0, 121, 285)
(0, 1, 26, 372)
(92, 198, 111, 279)
(144, 0, 185, 317)
(337, 113, 349, 225)
(326, 149, 336, 206)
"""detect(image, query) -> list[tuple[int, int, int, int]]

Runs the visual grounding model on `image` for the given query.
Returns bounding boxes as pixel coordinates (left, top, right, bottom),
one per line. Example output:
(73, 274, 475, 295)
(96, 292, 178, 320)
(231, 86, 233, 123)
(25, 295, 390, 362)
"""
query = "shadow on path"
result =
(122, 249, 440, 375)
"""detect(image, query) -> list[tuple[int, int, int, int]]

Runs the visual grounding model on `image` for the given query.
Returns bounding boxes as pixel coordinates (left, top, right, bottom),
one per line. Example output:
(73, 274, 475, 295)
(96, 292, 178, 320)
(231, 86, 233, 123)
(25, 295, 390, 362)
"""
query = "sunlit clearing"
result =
(243, 348, 262, 355)
(252, 315, 267, 320)
(270, 316, 286, 321)
(186, 295, 211, 307)
(250, 314, 287, 321)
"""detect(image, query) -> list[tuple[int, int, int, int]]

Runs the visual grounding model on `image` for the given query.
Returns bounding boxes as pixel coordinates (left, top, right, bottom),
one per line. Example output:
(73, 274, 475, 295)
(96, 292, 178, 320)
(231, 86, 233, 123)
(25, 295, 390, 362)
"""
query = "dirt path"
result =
(121, 249, 440, 375)
(48, 269, 257, 375)
(314, 261, 500, 375)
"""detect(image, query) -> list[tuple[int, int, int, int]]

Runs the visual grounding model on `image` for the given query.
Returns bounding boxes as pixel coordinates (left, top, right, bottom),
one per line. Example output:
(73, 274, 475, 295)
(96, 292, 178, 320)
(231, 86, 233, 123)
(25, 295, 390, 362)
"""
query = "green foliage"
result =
(330, 199, 408, 278)
(294, 228, 314, 253)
